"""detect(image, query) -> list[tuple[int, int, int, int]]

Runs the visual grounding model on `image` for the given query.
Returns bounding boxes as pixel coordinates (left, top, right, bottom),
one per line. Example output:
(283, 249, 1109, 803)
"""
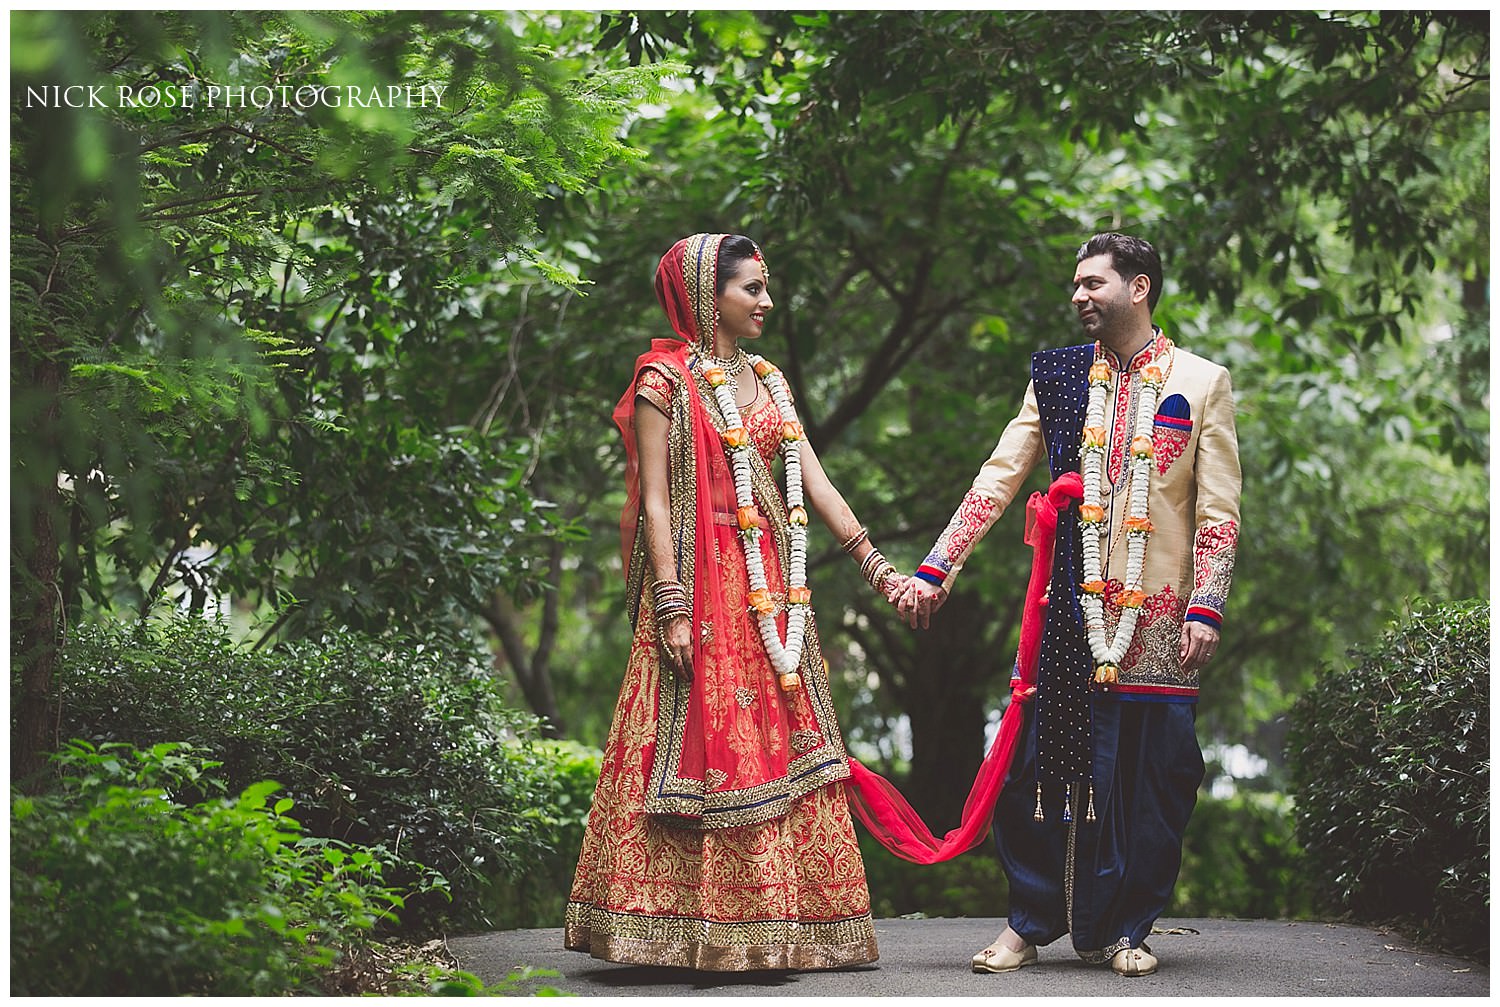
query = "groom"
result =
(894, 233, 1241, 976)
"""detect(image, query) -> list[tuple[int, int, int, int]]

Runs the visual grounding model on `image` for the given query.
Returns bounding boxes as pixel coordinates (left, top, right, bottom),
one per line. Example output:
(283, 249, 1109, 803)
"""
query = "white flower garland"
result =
(699, 352, 809, 690)
(1078, 348, 1169, 684)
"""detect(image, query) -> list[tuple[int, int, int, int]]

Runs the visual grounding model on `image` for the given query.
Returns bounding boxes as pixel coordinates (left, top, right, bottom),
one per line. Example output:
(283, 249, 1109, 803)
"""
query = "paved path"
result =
(448, 917, 1487, 997)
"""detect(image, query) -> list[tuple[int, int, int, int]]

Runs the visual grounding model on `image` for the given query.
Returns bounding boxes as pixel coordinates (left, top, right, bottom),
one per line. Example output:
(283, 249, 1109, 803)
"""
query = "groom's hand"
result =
(895, 577, 947, 629)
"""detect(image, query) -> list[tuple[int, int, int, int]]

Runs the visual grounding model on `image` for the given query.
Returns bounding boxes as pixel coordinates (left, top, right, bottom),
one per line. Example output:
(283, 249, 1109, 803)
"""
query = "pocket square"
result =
(1153, 394, 1192, 474)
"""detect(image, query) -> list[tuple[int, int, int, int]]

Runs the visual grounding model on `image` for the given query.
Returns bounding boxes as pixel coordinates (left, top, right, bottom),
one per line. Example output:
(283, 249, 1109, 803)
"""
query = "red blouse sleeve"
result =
(635, 364, 675, 415)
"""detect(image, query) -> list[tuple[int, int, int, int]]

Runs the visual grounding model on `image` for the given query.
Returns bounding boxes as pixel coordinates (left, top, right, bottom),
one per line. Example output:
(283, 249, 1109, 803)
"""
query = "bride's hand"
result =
(882, 573, 909, 605)
(660, 615, 694, 682)
(895, 577, 947, 630)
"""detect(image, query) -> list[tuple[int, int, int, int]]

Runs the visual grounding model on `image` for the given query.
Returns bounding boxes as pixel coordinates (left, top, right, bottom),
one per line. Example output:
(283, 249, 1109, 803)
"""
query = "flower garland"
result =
(1078, 347, 1169, 685)
(699, 351, 809, 692)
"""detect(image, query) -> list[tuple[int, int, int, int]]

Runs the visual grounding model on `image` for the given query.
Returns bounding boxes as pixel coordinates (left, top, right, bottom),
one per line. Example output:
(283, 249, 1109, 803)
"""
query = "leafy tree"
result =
(12, 11, 1487, 837)
(10, 10, 671, 778)
(500, 10, 1488, 823)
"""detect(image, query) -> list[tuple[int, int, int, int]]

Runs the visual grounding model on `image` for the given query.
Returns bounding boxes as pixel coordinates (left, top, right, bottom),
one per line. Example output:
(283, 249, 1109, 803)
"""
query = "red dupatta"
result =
(843, 474, 1083, 863)
(613, 235, 739, 681)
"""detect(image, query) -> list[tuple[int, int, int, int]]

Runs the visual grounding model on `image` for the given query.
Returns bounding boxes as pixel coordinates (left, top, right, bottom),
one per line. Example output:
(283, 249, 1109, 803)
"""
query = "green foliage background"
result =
(9, 8, 1490, 975)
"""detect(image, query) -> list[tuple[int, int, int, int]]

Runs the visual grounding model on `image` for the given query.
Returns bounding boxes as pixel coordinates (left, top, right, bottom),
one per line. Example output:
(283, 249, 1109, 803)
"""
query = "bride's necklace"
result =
(707, 347, 750, 378)
(1078, 339, 1171, 685)
(698, 351, 809, 692)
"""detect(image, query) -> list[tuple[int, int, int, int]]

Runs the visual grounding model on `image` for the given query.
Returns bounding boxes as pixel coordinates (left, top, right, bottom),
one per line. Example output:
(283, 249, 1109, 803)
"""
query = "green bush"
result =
(1286, 600, 1488, 959)
(53, 615, 571, 931)
(476, 739, 602, 930)
(10, 740, 417, 995)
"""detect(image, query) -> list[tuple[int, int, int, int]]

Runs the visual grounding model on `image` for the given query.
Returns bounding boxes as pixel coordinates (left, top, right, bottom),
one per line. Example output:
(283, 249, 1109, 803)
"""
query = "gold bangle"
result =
(652, 580, 687, 602)
(840, 526, 870, 554)
(862, 550, 895, 592)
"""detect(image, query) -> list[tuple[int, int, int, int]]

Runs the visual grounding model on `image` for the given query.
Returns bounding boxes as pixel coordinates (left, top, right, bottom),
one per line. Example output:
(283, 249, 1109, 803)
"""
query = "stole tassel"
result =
(1033, 783, 1045, 822)
(1061, 783, 1074, 824)
(1085, 783, 1097, 823)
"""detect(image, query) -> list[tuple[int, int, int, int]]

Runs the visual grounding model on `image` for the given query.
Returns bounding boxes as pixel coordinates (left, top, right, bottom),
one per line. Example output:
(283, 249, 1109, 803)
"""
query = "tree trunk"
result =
(12, 354, 64, 789)
(896, 588, 1011, 827)
(483, 534, 569, 738)
(486, 590, 566, 739)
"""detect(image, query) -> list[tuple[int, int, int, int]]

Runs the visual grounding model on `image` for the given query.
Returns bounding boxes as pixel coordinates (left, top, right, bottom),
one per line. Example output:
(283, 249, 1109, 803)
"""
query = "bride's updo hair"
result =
(715, 235, 764, 294)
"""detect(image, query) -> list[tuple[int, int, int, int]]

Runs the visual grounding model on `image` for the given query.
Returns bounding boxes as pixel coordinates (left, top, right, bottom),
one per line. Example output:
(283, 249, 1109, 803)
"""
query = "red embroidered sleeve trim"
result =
(1189, 519, 1238, 624)
(920, 488, 1001, 583)
(635, 365, 675, 414)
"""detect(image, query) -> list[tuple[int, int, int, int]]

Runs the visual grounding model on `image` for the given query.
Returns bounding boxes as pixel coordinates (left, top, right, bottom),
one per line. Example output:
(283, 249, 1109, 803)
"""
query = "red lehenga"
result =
(565, 235, 876, 971)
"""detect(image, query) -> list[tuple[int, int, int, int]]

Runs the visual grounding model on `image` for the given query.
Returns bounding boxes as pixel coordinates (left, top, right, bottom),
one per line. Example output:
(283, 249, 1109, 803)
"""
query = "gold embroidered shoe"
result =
(971, 940, 1037, 973)
(1110, 945, 1158, 976)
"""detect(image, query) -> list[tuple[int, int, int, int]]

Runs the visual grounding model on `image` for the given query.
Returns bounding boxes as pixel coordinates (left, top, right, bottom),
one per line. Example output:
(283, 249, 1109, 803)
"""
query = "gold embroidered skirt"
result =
(564, 589, 878, 971)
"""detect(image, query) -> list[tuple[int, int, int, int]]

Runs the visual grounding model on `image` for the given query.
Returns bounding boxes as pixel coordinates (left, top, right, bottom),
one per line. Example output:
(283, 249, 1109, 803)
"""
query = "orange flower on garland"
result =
(1081, 579, 1108, 595)
(1089, 361, 1113, 384)
(753, 358, 778, 378)
(1123, 516, 1155, 536)
(1131, 435, 1154, 458)
(722, 426, 749, 449)
(1118, 589, 1147, 609)
(702, 366, 728, 387)
(1082, 425, 1107, 448)
(736, 505, 762, 530)
(781, 420, 805, 442)
(1140, 364, 1164, 387)
(788, 505, 809, 526)
(787, 586, 812, 606)
(1078, 503, 1106, 524)
(746, 589, 776, 615)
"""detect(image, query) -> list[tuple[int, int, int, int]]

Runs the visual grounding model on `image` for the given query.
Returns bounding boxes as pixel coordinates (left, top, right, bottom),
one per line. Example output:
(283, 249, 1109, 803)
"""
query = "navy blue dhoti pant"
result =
(995, 699, 1204, 962)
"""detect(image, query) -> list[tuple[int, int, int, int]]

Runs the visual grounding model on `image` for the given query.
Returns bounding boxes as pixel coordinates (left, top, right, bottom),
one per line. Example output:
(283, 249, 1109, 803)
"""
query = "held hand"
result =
(1179, 621, 1220, 673)
(881, 573, 909, 606)
(895, 577, 948, 630)
(661, 615, 694, 682)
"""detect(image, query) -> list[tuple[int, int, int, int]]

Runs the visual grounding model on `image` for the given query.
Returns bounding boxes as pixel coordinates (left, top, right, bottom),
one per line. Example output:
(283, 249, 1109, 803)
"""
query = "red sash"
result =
(843, 474, 1084, 863)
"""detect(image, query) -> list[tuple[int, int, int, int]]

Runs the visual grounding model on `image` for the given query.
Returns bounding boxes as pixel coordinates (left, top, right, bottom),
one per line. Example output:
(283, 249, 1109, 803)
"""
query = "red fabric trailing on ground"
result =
(844, 473, 1084, 864)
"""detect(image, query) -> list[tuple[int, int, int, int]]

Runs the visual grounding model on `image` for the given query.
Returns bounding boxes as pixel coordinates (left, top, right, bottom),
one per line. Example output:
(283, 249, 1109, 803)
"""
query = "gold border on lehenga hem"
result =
(643, 618, 852, 828)
(564, 902, 879, 971)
